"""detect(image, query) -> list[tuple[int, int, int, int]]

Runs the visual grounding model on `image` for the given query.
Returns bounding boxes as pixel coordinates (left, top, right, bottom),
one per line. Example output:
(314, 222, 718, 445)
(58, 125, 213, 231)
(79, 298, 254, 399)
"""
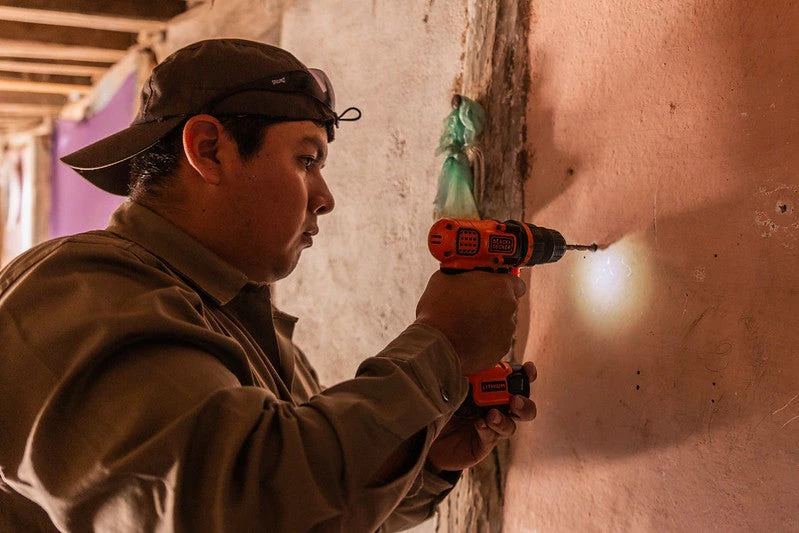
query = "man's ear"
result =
(182, 114, 227, 186)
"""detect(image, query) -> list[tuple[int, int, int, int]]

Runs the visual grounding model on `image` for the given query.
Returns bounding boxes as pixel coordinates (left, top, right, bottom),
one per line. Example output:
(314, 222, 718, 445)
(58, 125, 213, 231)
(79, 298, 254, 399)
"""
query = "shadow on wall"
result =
(514, 0, 799, 460)
(524, 53, 583, 220)
(513, 52, 586, 368)
(522, 197, 799, 460)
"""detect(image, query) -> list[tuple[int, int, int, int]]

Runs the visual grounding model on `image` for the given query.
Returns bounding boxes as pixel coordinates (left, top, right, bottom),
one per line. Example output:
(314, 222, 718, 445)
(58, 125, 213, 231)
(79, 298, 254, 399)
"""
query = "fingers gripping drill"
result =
(428, 218, 597, 417)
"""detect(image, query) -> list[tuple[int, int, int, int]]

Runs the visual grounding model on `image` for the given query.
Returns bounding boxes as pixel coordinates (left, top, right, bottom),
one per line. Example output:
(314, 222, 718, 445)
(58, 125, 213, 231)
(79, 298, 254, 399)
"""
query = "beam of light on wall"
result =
(571, 238, 650, 329)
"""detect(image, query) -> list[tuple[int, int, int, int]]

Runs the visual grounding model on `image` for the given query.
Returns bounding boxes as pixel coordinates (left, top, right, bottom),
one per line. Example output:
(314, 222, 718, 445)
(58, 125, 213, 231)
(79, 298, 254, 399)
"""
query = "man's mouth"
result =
(301, 227, 318, 247)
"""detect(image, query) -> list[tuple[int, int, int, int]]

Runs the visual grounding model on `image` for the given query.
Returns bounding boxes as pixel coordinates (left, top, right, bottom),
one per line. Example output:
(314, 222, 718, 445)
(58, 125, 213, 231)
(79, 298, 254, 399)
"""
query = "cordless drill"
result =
(427, 218, 596, 417)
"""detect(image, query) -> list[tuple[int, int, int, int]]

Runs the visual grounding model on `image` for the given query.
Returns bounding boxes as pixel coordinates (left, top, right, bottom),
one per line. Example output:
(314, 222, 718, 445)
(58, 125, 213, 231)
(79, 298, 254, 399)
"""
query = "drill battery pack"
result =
(456, 362, 530, 419)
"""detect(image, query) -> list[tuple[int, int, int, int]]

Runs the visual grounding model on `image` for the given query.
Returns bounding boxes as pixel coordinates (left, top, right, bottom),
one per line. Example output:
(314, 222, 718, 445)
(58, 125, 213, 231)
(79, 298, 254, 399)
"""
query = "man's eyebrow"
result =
(299, 136, 327, 161)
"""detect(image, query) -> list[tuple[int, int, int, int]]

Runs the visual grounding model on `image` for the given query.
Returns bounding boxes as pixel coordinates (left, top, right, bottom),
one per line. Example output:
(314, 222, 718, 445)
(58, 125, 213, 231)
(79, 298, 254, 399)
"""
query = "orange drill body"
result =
(428, 217, 568, 273)
(428, 218, 534, 272)
(429, 217, 583, 417)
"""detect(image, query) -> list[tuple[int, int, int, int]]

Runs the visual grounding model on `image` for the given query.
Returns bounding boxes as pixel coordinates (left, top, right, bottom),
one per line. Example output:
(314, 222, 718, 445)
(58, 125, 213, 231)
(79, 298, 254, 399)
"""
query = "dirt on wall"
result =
(506, 1, 799, 531)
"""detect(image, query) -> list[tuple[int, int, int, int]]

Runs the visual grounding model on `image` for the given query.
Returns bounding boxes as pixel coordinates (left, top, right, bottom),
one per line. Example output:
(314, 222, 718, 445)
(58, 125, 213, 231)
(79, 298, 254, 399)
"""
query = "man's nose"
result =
(310, 176, 335, 215)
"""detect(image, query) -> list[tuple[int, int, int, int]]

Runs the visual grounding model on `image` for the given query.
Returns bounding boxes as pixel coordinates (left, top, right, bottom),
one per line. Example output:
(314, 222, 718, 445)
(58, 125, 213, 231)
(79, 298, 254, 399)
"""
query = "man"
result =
(0, 39, 535, 531)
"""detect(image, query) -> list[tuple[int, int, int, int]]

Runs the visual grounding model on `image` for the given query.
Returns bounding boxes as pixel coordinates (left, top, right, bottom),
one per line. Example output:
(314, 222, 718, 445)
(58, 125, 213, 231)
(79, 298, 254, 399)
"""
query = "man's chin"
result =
(263, 241, 311, 282)
(274, 252, 304, 281)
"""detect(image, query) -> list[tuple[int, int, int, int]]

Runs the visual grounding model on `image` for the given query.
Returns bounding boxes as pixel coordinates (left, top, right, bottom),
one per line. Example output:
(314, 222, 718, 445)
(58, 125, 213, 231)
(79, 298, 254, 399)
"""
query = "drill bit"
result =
(566, 243, 599, 252)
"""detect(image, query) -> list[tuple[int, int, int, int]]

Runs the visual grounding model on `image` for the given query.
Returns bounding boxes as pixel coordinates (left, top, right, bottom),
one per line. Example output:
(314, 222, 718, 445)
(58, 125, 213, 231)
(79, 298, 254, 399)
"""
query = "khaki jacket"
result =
(0, 202, 468, 532)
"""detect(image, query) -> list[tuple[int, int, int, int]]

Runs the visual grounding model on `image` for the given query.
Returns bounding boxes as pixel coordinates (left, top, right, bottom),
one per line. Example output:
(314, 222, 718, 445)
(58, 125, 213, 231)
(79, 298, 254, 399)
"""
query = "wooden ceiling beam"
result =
(0, 78, 92, 95)
(0, 70, 93, 86)
(0, 0, 194, 136)
(0, 103, 61, 116)
(0, 122, 44, 133)
(0, 116, 45, 124)
(0, 0, 188, 21)
(0, 123, 40, 129)
(0, 91, 67, 106)
(0, 40, 126, 63)
(0, 20, 136, 50)
(0, 6, 165, 33)
(0, 113, 43, 119)
(0, 60, 107, 78)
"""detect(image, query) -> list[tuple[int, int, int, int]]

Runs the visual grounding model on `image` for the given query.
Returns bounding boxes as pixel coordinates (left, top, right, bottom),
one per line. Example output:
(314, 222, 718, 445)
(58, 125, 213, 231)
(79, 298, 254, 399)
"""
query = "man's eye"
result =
(301, 157, 316, 168)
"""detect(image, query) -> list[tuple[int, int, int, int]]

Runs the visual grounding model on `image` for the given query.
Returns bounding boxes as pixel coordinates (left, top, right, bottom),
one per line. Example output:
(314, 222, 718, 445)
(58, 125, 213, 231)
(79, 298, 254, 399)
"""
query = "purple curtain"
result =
(49, 74, 136, 238)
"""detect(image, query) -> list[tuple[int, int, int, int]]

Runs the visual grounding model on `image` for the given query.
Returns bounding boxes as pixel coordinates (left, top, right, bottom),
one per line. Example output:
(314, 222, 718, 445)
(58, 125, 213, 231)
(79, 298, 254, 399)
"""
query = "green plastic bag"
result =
(434, 95, 485, 219)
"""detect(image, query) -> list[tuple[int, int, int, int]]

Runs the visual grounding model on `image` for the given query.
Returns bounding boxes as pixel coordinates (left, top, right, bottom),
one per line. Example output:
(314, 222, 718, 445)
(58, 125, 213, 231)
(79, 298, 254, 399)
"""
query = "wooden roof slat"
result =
(0, 78, 92, 95)
(0, 60, 108, 78)
(0, 40, 126, 63)
(0, 1, 196, 136)
(0, 6, 165, 33)
(0, 20, 136, 50)
(0, 91, 68, 106)
(0, 0, 187, 21)
(0, 122, 44, 132)
(0, 103, 61, 115)
(0, 116, 45, 124)
(0, 70, 93, 86)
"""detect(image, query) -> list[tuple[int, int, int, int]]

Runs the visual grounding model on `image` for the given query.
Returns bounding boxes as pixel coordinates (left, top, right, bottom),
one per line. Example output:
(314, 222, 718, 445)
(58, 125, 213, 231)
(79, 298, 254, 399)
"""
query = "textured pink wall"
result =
(506, 1, 799, 530)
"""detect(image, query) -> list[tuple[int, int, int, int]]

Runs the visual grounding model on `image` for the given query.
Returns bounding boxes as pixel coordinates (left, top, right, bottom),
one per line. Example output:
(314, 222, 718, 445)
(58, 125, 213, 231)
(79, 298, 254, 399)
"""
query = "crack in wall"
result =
(436, 1, 530, 531)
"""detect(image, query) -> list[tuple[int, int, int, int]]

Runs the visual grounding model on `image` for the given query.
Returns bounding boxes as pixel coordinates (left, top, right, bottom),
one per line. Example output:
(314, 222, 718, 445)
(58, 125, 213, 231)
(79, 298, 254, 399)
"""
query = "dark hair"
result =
(128, 115, 279, 203)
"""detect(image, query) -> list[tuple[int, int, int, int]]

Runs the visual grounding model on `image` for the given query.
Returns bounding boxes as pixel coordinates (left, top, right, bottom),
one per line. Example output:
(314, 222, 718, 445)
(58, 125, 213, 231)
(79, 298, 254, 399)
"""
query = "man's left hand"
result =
(426, 361, 538, 473)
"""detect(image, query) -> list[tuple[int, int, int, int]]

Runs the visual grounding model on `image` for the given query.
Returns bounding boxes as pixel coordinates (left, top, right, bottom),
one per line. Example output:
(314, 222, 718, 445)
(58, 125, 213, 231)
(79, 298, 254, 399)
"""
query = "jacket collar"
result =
(106, 201, 250, 305)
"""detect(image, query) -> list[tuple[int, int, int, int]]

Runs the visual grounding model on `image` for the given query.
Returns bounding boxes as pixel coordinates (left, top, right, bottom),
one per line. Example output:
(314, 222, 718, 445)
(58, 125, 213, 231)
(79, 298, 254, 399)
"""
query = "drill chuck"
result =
(525, 223, 567, 265)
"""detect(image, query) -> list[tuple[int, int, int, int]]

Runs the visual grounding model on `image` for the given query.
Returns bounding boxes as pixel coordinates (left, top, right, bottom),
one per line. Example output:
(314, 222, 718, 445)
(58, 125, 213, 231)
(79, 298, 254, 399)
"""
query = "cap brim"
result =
(60, 117, 185, 196)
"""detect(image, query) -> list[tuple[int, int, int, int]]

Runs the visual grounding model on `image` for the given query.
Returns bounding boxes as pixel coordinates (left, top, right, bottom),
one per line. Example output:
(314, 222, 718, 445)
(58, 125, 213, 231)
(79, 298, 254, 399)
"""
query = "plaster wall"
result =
(150, 0, 285, 58)
(274, 0, 467, 391)
(506, 1, 799, 531)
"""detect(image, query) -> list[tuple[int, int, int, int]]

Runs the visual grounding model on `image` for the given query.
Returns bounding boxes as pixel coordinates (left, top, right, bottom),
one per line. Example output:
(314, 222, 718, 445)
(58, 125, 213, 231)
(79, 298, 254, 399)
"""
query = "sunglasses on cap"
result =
(201, 68, 361, 125)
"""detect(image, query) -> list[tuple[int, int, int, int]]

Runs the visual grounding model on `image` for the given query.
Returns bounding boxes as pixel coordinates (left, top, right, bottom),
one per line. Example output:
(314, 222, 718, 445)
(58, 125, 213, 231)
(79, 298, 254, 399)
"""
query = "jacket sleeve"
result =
(295, 334, 465, 532)
(377, 465, 462, 532)
(0, 243, 469, 532)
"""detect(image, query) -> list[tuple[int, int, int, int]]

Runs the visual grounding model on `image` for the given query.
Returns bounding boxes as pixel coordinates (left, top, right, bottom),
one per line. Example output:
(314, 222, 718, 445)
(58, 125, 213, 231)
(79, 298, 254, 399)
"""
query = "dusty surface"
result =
(505, 1, 799, 531)
(275, 0, 467, 390)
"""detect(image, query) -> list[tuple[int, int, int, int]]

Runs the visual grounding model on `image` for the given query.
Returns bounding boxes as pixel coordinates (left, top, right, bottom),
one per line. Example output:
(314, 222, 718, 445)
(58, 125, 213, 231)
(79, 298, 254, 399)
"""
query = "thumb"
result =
(510, 276, 527, 298)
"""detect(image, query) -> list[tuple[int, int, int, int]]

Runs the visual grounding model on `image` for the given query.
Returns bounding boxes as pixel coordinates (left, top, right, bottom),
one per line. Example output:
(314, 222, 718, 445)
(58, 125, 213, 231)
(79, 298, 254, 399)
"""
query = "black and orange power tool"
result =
(428, 217, 596, 273)
(428, 218, 596, 417)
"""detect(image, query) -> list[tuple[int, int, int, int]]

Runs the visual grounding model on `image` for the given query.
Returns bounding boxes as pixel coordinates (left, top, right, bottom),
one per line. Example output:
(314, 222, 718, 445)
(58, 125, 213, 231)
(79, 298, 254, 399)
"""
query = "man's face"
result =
(221, 120, 334, 282)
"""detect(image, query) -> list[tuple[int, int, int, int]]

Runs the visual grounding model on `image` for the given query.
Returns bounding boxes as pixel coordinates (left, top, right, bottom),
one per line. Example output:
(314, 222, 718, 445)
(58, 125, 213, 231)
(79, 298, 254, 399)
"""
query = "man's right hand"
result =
(415, 271, 527, 375)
